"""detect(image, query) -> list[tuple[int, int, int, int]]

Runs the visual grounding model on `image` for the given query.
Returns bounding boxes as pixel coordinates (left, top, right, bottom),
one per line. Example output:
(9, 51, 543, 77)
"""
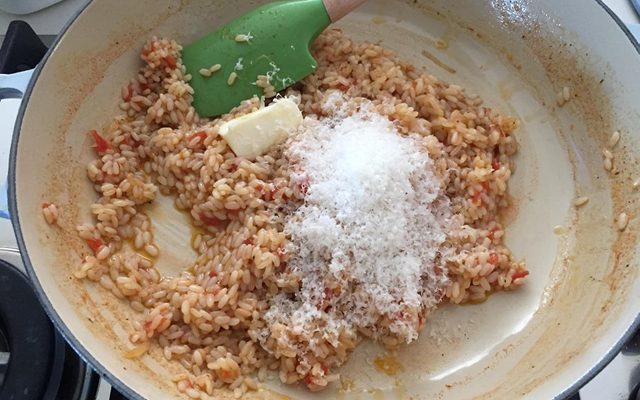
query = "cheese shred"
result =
(266, 99, 452, 344)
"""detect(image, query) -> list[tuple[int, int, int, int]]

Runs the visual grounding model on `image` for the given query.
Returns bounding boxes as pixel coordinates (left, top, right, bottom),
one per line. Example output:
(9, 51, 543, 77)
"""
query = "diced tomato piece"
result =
(481, 182, 491, 191)
(320, 363, 328, 374)
(164, 55, 177, 69)
(86, 238, 103, 254)
(242, 238, 253, 245)
(492, 158, 500, 170)
(512, 270, 529, 280)
(487, 226, 499, 240)
(124, 83, 134, 102)
(323, 287, 332, 299)
(488, 253, 499, 265)
(90, 130, 110, 154)
(305, 374, 314, 386)
(472, 192, 482, 205)
(260, 185, 277, 201)
(198, 213, 228, 228)
(335, 81, 350, 91)
(41, 202, 50, 209)
(209, 270, 218, 278)
(187, 131, 207, 143)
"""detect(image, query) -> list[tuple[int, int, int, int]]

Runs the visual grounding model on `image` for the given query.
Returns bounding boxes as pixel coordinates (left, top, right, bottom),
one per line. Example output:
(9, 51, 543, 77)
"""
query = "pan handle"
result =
(0, 69, 32, 100)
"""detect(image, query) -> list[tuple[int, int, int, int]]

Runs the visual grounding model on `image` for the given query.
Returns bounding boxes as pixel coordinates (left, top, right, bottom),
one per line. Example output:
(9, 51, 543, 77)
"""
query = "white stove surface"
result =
(0, 1, 638, 399)
(0, 0, 87, 36)
(0, 98, 19, 245)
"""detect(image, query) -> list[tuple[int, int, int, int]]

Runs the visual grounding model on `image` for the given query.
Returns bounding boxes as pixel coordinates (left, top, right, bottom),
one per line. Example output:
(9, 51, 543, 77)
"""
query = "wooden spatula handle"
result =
(322, 0, 367, 22)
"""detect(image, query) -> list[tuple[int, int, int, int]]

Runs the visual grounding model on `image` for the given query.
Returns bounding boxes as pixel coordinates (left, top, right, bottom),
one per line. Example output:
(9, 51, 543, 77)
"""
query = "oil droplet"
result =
(371, 15, 386, 25)
(374, 353, 403, 376)
(190, 227, 206, 250)
(136, 249, 154, 260)
(126, 239, 155, 260)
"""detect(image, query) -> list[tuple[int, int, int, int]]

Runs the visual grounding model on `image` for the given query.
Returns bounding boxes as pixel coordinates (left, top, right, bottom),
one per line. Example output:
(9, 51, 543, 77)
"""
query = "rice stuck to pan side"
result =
(62, 29, 527, 397)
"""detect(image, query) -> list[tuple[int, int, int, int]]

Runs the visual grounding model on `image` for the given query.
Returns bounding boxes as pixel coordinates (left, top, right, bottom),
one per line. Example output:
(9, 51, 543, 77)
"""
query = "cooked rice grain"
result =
(74, 30, 527, 397)
(42, 203, 58, 225)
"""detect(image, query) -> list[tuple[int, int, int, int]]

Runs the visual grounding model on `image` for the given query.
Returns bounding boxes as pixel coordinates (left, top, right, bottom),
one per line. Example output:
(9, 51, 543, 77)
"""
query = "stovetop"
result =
(0, 19, 121, 400)
(0, 2, 639, 400)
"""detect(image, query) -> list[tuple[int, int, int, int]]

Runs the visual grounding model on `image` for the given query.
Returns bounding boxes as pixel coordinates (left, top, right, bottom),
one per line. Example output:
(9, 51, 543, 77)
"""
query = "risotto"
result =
(63, 29, 528, 397)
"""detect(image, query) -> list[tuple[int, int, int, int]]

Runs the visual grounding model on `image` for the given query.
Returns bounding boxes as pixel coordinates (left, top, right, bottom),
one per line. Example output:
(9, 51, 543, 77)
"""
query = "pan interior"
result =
(11, 0, 640, 399)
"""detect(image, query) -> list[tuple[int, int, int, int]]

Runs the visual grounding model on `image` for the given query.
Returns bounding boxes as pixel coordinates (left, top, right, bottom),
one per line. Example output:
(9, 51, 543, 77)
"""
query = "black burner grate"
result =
(0, 260, 64, 399)
(0, 317, 9, 389)
(0, 20, 47, 73)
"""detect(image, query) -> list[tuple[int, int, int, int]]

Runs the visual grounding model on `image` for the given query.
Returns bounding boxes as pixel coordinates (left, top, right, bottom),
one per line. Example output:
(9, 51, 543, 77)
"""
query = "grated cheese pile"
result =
(265, 100, 452, 344)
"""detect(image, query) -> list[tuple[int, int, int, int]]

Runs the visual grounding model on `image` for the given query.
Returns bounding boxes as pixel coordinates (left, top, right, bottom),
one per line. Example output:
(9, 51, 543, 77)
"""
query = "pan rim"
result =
(7, 2, 145, 399)
(6, 1, 640, 399)
(550, 4, 640, 398)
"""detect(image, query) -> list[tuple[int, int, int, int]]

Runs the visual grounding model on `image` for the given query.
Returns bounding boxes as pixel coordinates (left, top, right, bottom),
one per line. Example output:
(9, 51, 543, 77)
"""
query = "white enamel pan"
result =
(2, 0, 640, 398)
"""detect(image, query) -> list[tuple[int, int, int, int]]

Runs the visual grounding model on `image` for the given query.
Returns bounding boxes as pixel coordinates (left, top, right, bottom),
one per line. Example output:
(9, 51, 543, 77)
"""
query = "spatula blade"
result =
(182, 0, 331, 118)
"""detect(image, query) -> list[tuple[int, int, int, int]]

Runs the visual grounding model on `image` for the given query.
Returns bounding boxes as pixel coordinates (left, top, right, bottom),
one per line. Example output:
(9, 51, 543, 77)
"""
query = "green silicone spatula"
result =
(182, 0, 366, 118)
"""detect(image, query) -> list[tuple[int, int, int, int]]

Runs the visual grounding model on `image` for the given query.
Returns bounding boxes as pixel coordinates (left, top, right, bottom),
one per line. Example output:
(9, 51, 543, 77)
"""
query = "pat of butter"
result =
(219, 98, 303, 159)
